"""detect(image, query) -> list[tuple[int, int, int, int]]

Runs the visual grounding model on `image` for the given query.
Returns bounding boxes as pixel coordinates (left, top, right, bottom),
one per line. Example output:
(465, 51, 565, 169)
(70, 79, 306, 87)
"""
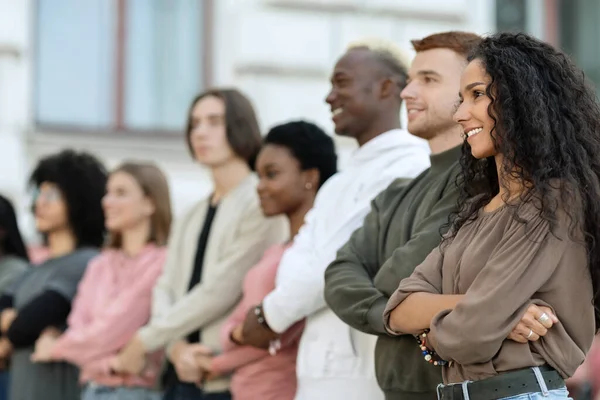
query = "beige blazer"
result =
(138, 173, 288, 392)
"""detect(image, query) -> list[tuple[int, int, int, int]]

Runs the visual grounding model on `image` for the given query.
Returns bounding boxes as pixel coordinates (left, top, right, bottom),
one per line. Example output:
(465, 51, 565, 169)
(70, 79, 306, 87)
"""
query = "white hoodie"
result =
(261, 129, 430, 400)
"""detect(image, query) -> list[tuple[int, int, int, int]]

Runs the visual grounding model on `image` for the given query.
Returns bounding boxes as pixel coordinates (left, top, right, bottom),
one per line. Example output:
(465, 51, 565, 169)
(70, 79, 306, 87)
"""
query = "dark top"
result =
(187, 203, 219, 343)
(164, 203, 219, 388)
(324, 146, 461, 398)
(7, 290, 70, 347)
(7, 248, 98, 400)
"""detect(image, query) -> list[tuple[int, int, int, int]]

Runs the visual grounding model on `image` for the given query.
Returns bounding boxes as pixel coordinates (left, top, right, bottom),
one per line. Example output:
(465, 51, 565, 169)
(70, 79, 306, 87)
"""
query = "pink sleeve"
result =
(219, 249, 280, 351)
(210, 346, 268, 375)
(278, 320, 304, 348)
(214, 248, 281, 371)
(219, 292, 252, 352)
(51, 252, 166, 366)
(64, 257, 99, 330)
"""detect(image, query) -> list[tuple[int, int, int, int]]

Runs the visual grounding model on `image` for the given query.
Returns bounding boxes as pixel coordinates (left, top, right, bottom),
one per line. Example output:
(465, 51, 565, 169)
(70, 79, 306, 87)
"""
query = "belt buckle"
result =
(437, 382, 459, 400)
(436, 383, 443, 400)
(437, 381, 472, 400)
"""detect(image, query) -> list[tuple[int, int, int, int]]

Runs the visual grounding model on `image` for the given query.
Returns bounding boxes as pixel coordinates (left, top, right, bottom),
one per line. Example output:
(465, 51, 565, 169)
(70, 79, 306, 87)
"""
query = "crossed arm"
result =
(386, 292, 555, 342)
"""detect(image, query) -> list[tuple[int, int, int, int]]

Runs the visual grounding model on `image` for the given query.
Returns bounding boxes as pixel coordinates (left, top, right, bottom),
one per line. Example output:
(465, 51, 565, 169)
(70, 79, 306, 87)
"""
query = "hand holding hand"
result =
(169, 342, 212, 384)
(195, 353, 221, 384)
(113, 335, 147, 375)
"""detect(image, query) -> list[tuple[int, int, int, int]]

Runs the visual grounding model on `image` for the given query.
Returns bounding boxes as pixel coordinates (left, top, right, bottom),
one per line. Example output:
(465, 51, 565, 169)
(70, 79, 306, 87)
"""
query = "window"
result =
(495, 0, 600, 89)
(495, 0, 527, 33)
(34, 0, 208, 133)
(557, 0, 600, 87)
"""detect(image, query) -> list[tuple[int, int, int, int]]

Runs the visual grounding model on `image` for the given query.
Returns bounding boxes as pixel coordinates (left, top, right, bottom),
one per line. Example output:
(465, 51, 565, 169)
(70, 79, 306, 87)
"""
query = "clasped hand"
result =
(509, 304, 559, 343)
(168, 341, 221, 387)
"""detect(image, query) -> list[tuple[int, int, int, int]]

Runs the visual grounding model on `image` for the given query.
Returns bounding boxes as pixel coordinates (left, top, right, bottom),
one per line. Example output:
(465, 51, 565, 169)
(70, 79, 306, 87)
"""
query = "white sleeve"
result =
(261, 173, 398, 333)
(261, 139, 430, 334)
(261, 205, 320, 333)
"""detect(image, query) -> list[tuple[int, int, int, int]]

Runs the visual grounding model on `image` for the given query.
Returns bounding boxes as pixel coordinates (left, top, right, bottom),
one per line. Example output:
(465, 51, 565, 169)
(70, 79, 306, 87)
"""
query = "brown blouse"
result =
(383, 200, 595, 384)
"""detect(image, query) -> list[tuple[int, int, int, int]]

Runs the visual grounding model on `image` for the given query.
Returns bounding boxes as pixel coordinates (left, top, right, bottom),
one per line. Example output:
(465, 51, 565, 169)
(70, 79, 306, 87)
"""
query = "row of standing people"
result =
(0, 112, 339, 399)
(208, 30, 599, 400)
(0, 28, 599, 400)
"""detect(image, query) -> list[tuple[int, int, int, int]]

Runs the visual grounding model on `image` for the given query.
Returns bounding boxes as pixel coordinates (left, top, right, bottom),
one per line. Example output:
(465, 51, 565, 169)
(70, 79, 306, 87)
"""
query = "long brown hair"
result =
(105, 162, 172, 248)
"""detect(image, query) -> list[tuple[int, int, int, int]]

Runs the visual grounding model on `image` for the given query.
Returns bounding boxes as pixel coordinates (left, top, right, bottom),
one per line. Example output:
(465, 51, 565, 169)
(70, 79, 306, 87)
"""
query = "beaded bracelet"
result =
(415, 330, 447, 366)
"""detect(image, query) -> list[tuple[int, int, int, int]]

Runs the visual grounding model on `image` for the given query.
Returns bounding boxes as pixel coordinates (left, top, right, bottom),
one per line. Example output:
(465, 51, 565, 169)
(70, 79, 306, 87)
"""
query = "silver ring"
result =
(527, 329, 533, 339)
(538, 313, 550, 324)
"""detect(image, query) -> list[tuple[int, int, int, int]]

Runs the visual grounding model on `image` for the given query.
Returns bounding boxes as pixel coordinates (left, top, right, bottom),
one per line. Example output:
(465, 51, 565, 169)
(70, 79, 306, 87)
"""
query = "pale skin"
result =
(30, 170, 158, 365)
(388, 59, 560, 343)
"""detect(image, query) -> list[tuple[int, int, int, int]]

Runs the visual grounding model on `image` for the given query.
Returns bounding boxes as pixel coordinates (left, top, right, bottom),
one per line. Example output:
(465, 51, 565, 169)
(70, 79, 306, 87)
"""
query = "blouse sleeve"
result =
(137, 206, 285, 352)
(64, 257, 101, 330)
(214, 248, 282, 372)
(382, 247, 444, 334)
(51, 252, 165, 366)
(427, 214, 584, 365)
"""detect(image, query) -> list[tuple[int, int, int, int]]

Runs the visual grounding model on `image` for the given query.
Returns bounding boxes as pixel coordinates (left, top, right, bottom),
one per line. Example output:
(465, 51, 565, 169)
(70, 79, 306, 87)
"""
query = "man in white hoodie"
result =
(240, 39, 430, 399)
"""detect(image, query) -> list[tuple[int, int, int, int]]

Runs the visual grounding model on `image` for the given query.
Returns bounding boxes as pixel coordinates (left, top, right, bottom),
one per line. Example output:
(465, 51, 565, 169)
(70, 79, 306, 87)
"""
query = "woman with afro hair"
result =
(193, 120, 337, 400)
(0, 149, 107, 400)
(384, 32, 600, 399)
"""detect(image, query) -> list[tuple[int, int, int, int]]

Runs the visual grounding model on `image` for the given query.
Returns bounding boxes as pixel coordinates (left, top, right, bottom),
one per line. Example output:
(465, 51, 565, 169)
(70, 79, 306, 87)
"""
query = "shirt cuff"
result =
(137, 326, 163, 353)
(382, 306, 403, 337)
(366, 297, 390, 335)
(261, 293, 293, 334)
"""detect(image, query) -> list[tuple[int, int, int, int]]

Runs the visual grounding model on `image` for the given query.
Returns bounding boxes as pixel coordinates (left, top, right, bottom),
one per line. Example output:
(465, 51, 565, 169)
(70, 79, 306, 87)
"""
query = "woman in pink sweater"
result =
(29, 162, 173, 400)
(195, 121, 337, 400)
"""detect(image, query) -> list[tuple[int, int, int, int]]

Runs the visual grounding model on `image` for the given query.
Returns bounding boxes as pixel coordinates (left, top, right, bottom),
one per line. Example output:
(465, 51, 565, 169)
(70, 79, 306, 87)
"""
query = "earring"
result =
(305, 183, 313, 190)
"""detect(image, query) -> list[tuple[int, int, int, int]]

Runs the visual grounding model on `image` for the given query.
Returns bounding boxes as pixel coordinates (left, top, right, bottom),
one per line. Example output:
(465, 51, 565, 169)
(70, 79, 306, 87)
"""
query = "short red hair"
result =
(411, 31, 481, 57)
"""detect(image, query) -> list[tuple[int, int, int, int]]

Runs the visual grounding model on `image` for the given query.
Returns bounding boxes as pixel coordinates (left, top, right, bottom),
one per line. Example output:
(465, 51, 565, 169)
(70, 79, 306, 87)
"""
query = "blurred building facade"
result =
(1, 0, 590, 242)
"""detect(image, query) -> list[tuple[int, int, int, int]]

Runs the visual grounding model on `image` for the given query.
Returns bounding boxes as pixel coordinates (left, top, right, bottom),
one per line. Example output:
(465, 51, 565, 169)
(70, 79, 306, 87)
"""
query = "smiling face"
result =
(400, 48, 466, 140)
(102, 171, 154, 233)
(255, 144, 316, 217)
(454, 59, 497, 159)
(325, 48, 384, 140)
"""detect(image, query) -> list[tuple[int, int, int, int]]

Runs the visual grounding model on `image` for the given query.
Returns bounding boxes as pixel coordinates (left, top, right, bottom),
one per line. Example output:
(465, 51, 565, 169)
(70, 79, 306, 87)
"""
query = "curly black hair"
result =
(0, 194, 29, 261)
(447, 32, 600, 328)
(29, 149, 108, 248)
(263, 120, 338, 188)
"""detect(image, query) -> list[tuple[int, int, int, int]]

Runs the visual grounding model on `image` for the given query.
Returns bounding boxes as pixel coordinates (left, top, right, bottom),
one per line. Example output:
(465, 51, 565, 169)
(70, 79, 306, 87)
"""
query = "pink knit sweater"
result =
(210, 244, 302, 400)
(50, 244, 166, 388)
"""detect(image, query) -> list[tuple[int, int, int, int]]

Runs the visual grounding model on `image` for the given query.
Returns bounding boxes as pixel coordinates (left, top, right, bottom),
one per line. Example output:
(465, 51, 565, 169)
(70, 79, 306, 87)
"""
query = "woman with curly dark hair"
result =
(383, 32, 600, 400)
(193, 120, 337, 400)
(0, 150, 107, 400)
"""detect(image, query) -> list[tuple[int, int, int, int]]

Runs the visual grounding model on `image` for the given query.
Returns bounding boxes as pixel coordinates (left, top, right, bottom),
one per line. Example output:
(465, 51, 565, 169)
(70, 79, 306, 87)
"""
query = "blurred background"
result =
(0, 0, 596, 243)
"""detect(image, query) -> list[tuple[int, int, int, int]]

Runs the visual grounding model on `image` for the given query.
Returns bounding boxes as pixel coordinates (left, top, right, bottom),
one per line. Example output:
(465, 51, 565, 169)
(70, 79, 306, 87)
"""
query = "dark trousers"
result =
(162, 383, 231, 400)
(0, 371, 8, 400)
